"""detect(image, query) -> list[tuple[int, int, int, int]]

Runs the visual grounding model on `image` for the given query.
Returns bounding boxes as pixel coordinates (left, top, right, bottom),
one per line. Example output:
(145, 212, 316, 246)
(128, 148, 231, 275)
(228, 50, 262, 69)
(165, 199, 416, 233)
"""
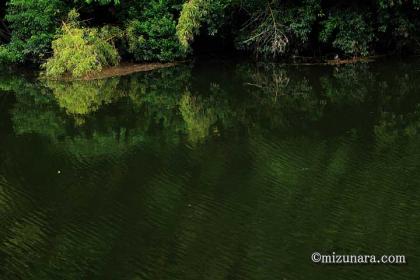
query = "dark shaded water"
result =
(1, 59, 420, 279)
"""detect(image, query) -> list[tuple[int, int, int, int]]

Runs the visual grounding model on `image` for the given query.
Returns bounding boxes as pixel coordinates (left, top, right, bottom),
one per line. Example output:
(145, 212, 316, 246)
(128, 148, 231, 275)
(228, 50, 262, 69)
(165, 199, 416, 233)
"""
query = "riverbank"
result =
(42, 62, 180, 81)
(47, 56, 377, 81)
(2, 56, 379, 83)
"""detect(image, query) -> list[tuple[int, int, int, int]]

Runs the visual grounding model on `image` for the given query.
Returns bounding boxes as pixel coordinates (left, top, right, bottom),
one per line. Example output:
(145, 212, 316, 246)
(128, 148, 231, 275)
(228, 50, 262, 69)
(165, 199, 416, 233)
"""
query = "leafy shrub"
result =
(319, 10, 376, 56)
(126, 1, 184, 62)
(176, 0, 229, 51)
(0, 0, 65, 63)
(2, 0, 420, 64)
(42, 10, 120, 78)
(286, 0, 321, 46)
(377, 1, 420, 53)
(176, 0, 209, 50)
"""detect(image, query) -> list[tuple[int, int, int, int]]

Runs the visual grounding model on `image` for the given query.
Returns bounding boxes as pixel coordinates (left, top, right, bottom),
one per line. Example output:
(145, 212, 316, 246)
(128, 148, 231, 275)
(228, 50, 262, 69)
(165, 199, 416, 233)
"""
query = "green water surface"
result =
(1, 59, 420, 279)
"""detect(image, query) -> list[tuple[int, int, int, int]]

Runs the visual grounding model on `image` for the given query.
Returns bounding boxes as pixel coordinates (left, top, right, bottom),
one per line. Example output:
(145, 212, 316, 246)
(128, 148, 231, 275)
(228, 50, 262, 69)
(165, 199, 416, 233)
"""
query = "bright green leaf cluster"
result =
(177, 0, 210, 50)
(42, 10, 120, 78)
(176, 0, 229, 51)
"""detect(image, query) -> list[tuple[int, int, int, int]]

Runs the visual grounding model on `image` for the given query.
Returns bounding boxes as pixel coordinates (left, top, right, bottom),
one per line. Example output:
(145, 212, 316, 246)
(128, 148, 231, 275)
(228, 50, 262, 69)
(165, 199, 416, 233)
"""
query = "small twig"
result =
(244, 82, 264, 88)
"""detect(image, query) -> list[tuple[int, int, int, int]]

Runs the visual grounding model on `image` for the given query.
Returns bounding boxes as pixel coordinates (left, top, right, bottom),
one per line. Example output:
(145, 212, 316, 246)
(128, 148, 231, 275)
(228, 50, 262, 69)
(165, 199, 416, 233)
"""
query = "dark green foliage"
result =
(377, 1, 420, 52)
(1, 0, 420, 65)
(235, 1, 377, 57)
(0, 2, 9, 43)
(126, 1, 185, 62)
(178, 0, 420, 58)
(320, 10, 376, 56)
(85, 0, 120, 4)
(176, 0, 229, 50)
(237, 0, 321, 57)
(0, 0, 65, 63)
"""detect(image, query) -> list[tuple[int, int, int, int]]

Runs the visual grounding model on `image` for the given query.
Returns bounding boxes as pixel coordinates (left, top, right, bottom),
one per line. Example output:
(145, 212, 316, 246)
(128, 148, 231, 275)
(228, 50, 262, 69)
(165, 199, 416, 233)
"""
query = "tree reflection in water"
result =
(1, 59, 420, 279)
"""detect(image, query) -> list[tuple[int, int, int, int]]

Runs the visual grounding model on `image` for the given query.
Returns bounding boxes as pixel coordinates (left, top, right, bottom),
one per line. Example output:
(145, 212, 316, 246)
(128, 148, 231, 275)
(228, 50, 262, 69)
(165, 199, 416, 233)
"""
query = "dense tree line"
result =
(0, 0, 420, 77)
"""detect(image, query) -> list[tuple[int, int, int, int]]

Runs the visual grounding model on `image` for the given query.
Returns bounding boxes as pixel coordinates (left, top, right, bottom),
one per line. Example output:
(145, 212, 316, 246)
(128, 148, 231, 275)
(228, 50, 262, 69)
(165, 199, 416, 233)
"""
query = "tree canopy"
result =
(0, 0, 419, 77)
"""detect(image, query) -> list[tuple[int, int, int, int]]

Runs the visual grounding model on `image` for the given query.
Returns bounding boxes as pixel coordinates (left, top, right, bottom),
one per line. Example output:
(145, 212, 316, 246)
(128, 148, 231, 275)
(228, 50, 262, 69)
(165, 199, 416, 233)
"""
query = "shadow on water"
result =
(1, 59, 420, 279)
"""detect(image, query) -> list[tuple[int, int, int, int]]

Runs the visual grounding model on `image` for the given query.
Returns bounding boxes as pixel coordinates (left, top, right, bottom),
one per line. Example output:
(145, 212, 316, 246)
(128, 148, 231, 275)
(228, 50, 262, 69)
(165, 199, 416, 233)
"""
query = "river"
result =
(0, 58, 419, 279)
